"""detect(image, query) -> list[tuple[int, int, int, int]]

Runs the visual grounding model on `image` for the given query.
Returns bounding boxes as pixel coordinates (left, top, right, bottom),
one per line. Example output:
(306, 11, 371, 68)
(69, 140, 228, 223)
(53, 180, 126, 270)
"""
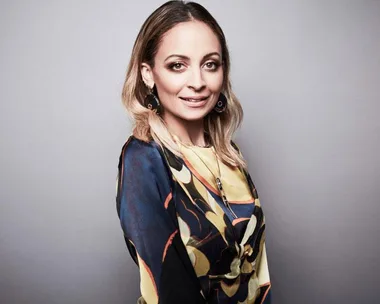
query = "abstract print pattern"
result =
(116, 136, 271, 304)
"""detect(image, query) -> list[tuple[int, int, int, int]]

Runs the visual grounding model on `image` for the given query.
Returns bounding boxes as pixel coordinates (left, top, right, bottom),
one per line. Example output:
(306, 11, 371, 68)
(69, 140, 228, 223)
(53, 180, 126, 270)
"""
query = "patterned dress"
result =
(116, 135, 271, 304)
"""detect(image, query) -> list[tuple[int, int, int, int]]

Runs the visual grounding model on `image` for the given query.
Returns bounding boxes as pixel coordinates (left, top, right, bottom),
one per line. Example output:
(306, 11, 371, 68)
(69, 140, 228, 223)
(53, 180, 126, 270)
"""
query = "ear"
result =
(141, 62, 155, 89)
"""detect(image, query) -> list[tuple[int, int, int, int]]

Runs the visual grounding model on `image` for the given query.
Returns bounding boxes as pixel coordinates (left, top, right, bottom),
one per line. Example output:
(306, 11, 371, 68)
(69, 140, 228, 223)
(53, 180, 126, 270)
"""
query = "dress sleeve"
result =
(116, 137, 206, 304)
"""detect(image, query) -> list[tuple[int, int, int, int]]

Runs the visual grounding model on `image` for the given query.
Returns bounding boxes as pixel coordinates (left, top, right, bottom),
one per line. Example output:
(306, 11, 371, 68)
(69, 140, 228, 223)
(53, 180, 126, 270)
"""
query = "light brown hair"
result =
(121, 0, 247, 169)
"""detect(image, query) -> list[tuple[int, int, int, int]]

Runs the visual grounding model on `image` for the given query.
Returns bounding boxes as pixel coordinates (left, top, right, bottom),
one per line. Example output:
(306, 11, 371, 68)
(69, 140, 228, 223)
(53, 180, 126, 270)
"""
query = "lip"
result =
(179, 96, 209, 108)
(180, 96, 209, 101)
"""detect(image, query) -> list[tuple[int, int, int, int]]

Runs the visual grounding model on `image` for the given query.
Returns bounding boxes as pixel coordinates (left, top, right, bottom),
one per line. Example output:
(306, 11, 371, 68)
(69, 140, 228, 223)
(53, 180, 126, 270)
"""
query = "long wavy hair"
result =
(121, 0, 247, 169)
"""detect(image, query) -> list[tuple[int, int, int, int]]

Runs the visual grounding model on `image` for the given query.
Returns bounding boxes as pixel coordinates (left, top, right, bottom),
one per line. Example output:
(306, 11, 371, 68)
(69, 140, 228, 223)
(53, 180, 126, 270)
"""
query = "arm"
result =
(116, 137, 206, 304)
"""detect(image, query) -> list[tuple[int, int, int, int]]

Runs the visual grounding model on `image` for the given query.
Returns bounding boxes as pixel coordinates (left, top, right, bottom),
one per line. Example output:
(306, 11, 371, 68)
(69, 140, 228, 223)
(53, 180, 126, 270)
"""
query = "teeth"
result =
(183, 98, 205, 102)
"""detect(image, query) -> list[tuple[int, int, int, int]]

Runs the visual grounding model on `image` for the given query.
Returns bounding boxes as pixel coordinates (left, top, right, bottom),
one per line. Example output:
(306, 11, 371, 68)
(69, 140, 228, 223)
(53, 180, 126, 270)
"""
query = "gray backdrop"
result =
(1, 0, 379, 303)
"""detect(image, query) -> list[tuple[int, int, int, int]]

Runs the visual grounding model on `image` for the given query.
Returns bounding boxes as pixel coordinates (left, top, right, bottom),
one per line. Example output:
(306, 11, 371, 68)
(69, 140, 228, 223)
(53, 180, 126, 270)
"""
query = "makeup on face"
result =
(148, 20, 224, 124)
(164, 52, 222, 74)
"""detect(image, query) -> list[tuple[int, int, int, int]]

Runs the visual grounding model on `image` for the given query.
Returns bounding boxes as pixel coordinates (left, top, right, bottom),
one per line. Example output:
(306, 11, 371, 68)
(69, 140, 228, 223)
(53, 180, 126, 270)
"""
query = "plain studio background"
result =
(1, 0, 379, 303)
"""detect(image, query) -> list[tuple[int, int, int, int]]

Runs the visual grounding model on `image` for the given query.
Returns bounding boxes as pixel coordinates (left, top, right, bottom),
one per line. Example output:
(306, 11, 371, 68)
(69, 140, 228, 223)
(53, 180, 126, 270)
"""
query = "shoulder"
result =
(230, 140, 242, 155)
(117, 135, 172, 202)
(118, 135, 171, 183)
(119, 135, 163, 166)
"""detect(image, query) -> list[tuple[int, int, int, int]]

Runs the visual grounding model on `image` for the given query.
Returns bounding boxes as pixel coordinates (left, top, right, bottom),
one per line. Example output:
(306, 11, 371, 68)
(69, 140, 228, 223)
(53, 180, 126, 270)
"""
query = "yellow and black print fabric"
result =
(116, 135, 271, 304)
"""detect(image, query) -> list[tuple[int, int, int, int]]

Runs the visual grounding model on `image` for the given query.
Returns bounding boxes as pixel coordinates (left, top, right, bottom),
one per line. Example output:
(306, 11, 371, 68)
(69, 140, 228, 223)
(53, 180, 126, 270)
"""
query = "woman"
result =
(116, 1, 271, 303)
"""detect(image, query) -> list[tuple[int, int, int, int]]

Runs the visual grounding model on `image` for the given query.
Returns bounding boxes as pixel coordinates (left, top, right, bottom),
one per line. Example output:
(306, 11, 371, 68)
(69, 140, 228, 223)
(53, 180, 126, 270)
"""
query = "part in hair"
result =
(121, 0, 247, 169)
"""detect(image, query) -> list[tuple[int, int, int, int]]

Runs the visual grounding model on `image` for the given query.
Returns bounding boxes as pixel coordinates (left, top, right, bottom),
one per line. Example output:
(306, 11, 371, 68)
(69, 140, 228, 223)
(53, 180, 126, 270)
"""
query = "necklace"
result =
(186, 146, 238, 219)
(182, 142, 212, 148)
(175, 136, 212, 149)
(170, 132, 212, 148)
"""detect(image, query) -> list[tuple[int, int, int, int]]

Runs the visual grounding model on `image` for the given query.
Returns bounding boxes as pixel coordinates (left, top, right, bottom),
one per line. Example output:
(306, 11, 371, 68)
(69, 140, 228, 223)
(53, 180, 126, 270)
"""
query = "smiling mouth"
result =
(179, 96, 209, 102)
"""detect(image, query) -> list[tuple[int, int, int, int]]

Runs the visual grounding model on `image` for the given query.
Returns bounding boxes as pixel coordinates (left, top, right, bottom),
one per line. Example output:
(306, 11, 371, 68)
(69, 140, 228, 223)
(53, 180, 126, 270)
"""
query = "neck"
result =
(163, 115, 208, 147)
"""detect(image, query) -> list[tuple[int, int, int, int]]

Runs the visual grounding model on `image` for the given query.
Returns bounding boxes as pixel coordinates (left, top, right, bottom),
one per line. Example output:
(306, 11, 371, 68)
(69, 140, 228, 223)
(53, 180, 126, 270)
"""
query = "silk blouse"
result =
(116, 135, 271, 304)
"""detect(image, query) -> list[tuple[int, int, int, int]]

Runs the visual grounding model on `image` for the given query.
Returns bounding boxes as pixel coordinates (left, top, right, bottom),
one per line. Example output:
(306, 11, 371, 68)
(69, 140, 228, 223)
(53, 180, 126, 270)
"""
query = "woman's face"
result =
(141, 21, 224, 124)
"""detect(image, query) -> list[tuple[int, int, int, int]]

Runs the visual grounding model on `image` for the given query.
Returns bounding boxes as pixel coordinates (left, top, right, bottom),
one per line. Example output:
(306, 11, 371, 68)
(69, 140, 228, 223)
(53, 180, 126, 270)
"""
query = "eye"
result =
(168, 62, 186, 71)
(204, 61, 220, 71)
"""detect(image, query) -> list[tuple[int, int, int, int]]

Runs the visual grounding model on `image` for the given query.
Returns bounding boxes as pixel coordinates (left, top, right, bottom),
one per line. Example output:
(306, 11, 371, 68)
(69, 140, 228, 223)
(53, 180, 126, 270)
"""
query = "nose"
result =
(187, 67, 206, 91)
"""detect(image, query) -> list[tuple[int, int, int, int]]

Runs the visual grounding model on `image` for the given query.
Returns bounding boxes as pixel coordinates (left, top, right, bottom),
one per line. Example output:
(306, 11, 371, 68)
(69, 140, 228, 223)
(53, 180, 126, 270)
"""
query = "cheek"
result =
(154, 70, 224, 95)
(204, 72, 224, 91)
(154, 71, 186, 94)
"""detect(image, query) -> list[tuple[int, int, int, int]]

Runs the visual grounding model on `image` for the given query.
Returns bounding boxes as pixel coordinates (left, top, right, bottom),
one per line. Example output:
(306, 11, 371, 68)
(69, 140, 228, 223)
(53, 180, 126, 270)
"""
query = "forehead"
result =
(155, 21, 221, 60)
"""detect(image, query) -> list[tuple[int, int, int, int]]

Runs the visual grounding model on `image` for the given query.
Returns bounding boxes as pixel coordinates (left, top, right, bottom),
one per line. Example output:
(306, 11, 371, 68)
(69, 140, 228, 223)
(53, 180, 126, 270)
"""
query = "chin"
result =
(177, 110, 210, 122)
(182, 115, 208, 122)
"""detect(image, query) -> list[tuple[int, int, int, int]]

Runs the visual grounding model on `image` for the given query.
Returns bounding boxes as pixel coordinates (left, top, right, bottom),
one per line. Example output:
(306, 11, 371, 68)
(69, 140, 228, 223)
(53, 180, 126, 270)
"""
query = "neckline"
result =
(172, 133, 214, 150)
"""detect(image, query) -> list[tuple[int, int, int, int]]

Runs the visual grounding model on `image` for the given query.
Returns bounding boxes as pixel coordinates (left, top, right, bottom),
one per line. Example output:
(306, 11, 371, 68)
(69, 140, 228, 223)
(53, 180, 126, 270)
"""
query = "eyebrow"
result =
(164, 52, 221, 62)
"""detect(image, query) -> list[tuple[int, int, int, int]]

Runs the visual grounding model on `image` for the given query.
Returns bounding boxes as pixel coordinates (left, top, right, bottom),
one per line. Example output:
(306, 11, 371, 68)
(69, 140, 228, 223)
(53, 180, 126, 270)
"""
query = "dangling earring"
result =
(214, 92, 227, 113)
(143, 84, 161, 114)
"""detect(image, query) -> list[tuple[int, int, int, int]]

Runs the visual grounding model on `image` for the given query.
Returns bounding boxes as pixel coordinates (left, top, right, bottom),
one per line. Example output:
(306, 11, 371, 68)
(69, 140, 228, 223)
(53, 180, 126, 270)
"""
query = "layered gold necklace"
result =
(186, 145, 238, 219)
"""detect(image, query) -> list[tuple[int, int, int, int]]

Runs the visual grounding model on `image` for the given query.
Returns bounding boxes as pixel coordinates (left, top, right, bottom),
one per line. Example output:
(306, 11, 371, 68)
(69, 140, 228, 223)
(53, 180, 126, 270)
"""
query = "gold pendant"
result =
(216, 177, 223, 191)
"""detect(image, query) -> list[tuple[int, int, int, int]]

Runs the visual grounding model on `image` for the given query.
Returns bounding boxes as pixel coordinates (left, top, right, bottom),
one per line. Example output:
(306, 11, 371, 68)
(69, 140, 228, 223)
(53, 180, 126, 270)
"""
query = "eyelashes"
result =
(168, 62, 185, 71)
(167, 60, 221, 72)
(204, 61, 220, 70)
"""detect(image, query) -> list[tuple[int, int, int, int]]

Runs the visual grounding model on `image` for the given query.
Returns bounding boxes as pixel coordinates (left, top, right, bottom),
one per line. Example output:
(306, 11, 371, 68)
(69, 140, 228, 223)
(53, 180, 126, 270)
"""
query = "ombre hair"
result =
(121, 0, 247, 169)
